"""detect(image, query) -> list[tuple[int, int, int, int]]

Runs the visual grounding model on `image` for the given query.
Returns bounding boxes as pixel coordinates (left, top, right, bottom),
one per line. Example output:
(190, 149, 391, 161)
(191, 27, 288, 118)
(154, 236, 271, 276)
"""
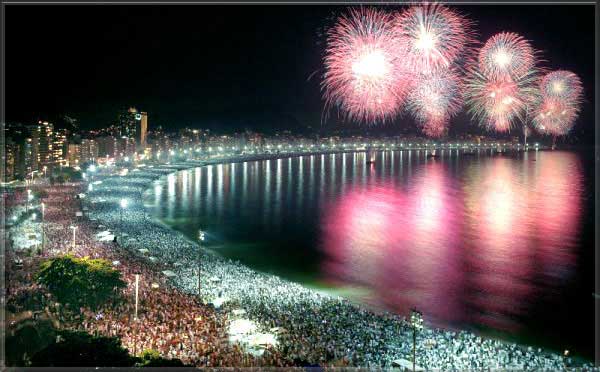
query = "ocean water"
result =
(147, 149, 594, 359)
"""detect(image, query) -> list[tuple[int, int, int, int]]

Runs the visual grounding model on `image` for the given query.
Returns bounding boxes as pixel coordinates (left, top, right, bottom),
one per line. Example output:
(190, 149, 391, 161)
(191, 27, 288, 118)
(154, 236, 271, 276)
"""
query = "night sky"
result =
(6, 5, 595, 140)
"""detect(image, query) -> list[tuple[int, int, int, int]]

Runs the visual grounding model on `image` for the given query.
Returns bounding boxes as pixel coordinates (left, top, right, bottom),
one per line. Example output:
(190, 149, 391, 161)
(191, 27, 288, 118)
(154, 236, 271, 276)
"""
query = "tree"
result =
(137, 349, 186, 367)
(36, 255, 125, 310)
(30, 330, 135, 367)
(6, 320, 57, 367)
(34, 189, 48, 200)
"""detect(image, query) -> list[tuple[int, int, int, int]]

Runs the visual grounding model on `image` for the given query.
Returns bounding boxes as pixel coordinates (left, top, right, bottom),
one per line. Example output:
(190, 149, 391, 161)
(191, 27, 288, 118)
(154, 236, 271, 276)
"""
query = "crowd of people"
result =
(4, 181, 291, 367)
(5, 155, 595, 369)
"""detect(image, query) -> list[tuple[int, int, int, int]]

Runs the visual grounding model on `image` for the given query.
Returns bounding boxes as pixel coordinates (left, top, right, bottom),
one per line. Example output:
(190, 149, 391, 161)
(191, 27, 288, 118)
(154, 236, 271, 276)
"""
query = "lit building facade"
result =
(27, 121, 54, 171)
(52, 128, 68, 167)
(118, 107, 148, 150)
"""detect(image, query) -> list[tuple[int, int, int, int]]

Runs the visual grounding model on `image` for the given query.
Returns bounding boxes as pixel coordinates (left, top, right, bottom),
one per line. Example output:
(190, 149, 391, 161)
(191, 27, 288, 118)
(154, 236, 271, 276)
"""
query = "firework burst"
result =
(407, 69, 463, 137)
(533, 97, 578, 136)
(539, 70, 583, 101)
(533, 70, 583, 136)
(478, 32, 536, 80)
(465, 68, 539, 132)
(394, 3, 474, 74)
(322, 8, 412, 123)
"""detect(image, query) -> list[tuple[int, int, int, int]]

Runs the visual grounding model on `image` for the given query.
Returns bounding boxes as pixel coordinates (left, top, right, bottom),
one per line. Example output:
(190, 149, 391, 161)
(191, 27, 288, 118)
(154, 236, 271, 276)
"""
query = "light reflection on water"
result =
(322, 151, 584, 333)
(149, 150, 588, 350)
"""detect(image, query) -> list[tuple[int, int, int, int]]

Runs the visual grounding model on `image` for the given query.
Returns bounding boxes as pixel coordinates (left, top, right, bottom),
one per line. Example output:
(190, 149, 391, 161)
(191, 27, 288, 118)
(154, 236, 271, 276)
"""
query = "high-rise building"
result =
(97, 136, 118, 158)
(118, 107, 138, 139)
(3, 123, 35, 180)
(118, 107, 148, 150)
(81, 139, 98, 163)
(22, 138, 34, 177)
(67, 143, 81, 166)
(3, 139, 17, 182)
(117, 136, 136, 158)
(28, 121, 54, 171)
(53, 128, 68, 167)
(139, 111, 148, 149)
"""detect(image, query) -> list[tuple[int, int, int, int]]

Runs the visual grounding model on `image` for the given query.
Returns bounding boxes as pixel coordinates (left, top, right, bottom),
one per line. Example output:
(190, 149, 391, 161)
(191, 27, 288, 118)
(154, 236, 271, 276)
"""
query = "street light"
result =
(41, 202, 46, 255)
(134, 273, 140, 321)
(197, 230, 205, 297)
(70, 225, 78, 252)
(410, 309, 424, 372)
(26, 189, 32, 212)
(133, 273, 140, 356)
(120, 198, 128, 224)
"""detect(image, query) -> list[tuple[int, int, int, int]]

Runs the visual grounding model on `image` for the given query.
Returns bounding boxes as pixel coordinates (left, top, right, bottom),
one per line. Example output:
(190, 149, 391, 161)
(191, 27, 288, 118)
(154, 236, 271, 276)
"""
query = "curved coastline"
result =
(84, 149, 589, 369)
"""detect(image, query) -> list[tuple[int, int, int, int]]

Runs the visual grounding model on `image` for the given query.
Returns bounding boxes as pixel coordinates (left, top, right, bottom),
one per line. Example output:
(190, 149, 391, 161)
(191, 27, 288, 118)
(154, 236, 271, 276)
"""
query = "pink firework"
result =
(394, 3, 474, 74)
(533, 70, 582, 136)
(478, 32, 536, 80)
(533, 97, 578, 136)
(539, 70, 583, 102)
(406, 69, 463, 137)
(465, 68, 539, 132)
(322, 8, 412, 123)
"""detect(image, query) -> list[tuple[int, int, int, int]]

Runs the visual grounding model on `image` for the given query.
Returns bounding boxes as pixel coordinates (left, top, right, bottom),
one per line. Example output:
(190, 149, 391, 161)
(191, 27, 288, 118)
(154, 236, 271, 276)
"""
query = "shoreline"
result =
(84, 150, 592, 368)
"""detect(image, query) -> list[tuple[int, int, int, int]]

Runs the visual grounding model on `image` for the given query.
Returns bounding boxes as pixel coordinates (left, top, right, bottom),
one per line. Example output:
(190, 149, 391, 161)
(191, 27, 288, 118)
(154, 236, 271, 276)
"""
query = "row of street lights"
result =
(410, 309, 424, 372)
(197, 230, 205, 296)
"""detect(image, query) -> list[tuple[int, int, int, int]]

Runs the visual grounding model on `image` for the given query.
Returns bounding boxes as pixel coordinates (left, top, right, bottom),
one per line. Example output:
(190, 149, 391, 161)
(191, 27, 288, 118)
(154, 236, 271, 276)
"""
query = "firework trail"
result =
(406, 68, 463, 137)
(322, 8, 413, 123)
(394, 3, 474, 75)
(533, 70, 583, 136)
(478, 32, 536, 80)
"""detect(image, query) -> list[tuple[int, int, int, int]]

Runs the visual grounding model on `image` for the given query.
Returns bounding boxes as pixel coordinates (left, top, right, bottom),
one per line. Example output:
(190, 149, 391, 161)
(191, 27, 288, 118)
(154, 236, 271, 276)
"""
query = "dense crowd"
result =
(5, 182, 290, 367)
(4, 155, 591, 370)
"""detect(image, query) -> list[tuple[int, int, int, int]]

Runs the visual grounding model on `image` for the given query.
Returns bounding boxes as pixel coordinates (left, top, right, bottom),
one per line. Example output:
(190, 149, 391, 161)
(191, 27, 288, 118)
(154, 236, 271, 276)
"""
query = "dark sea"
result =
(147, 149, 594, 360)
